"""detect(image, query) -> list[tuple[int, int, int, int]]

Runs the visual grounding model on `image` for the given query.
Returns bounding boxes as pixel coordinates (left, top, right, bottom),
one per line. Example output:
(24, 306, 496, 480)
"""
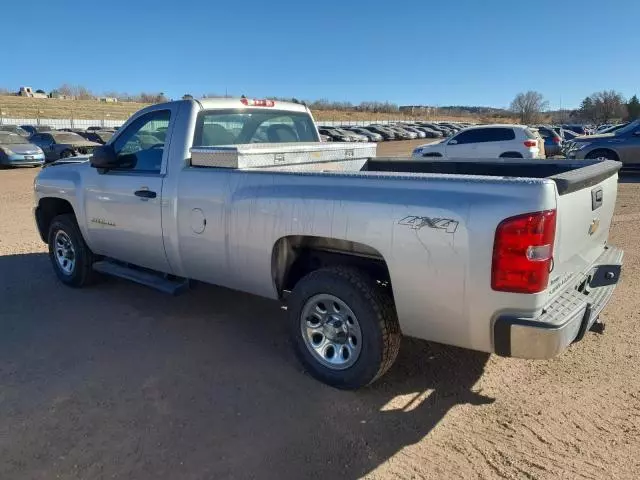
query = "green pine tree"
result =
(627, 95, 640, 120)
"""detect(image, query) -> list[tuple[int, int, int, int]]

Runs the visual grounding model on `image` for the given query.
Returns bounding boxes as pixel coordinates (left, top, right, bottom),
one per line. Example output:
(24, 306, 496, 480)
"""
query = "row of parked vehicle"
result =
(0, 124, 121, 166)
(318, 121, 473, 143)
(408, 120, 639, 169)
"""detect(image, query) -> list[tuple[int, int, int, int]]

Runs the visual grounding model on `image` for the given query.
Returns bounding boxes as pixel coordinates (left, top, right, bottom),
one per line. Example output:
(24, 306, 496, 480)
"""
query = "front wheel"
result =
(48, 214, 100, 287)
(288, 266, 401, 389)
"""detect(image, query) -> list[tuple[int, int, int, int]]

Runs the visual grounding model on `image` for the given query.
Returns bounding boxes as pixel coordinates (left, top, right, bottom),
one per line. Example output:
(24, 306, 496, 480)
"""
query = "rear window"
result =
(457, 127, 516, 143)
(194, 109, 318, 146)
(535, 127, 553, 139)
(524, 128, 539, 139)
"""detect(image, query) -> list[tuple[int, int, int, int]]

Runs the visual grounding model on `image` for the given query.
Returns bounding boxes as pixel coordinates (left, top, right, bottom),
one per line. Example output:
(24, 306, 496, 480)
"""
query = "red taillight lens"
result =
(492, 210, 557, 294)
(553, 136, 561, 144)
(523, 140, 537, 148)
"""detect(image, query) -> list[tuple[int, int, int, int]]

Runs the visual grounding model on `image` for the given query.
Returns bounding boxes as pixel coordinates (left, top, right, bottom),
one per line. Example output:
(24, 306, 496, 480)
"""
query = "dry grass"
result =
(0, 95, 150, 120)
(0, 95, 517, 123)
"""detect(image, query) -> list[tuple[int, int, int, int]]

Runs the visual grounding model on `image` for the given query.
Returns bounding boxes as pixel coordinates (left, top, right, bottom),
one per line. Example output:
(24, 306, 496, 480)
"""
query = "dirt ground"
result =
(0, 144, 639, 480)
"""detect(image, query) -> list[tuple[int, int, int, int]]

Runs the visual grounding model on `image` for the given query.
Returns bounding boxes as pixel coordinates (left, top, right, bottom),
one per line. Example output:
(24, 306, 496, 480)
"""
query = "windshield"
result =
(51, 132, 86, 143)
(608, 121, 637, 135)
(194, 109, 318, 146)
(0, 133, 29, 145)
(0, 125, 27, 135)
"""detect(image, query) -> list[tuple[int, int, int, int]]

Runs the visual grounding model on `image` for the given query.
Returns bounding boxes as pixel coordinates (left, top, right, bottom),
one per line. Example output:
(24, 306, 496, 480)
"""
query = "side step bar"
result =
(93, 260, 190, 295)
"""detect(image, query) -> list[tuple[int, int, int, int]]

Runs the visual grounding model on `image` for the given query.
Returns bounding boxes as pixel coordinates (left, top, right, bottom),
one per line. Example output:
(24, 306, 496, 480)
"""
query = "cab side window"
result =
(112, 110, 171, 173)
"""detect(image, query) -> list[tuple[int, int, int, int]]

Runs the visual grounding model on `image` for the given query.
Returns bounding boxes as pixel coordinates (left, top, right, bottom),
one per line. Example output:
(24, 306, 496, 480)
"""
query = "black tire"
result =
(288, 266, 401, 389)
(60, 150, 73, 159)
(585, 149, 619, 161)
(48, 214, 100, 287)
(499, 152, 523, 158)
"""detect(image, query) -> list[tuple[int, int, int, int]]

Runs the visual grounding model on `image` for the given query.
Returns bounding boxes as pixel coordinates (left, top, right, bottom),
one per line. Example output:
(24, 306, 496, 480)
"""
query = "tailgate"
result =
(548, 160, 621, 296)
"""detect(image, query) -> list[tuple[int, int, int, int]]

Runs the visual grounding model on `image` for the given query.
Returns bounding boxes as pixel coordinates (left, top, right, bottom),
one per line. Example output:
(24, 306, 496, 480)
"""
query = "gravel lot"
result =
(1, 145, 639, 480)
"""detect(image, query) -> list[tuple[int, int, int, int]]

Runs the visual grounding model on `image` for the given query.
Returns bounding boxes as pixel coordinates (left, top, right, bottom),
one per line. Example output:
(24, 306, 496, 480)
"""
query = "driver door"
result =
(84, 108, 174, 273)
(444, 129, 479, 159)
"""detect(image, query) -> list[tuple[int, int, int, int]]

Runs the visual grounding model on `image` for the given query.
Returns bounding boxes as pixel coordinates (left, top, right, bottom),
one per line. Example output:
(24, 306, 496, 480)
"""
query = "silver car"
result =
(567, 119, 640, 170)
(0, 132, 45, 167)
(29, 131, 101, 163)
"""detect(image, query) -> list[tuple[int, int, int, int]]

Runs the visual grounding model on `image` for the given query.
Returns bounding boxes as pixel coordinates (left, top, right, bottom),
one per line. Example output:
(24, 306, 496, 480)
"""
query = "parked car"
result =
(561, 129, 580, 140)
(360, 125, 396, 141)
(20, 125, 54, 136)
(0, 125, 30, 137)
(407, 125, 443, 138)
(319, 134, 332, 142)
(596, 124, 614, 133)
(562, 124, 588, 135)
(342, 127, 383, 142)
(29, 131, 101, 162)
(566, 119, 640, 170)
(412, 125, 544, 159)
(0, 132, 45, 167)
(332, 127, 368, 142)
(397, 125, 426, 139)
(386, 126, 416, 140)
(86, 126, 103, 132)
(79, 130, 115, 145)
(534, 126, 563, 157)
(598, 123, 629, 134)
(418, 123, 451, 136)
(34, 97, 623, 390)
(318, 127, 352, 142)
(59, 128, 87, 134)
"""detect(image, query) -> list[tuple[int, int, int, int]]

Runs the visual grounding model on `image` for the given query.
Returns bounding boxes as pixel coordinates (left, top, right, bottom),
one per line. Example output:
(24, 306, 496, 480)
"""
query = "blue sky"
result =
(3, 0, 639, 109)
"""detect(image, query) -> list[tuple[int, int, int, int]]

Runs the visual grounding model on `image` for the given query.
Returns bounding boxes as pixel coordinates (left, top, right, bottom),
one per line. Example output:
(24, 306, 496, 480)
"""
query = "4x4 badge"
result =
(398, 216, 459, 233)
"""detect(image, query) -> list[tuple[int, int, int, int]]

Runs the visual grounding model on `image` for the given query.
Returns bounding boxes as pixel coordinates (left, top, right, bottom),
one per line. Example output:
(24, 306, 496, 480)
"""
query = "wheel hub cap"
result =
(54, 230, 76, 275)
(300, 294, 362, 370)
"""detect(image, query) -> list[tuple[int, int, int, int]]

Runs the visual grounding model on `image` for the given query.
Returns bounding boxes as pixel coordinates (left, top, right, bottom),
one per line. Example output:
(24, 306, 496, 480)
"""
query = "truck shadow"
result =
(0, 252, 493, 480)
(619, 171, 640, 183)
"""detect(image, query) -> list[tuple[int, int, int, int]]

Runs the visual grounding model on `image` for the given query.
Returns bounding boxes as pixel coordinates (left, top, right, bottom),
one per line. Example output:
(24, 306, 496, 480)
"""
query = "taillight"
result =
(523, 140, 537, 148)
(553, 137, 561, 144)
(492, 210, 557, 294)
(240, 98, 275, 107)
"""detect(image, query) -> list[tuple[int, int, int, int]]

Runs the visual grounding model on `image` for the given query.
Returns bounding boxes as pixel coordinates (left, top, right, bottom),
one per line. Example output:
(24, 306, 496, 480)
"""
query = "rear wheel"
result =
(585, 149, 619, 161)
(48, 214, 100, 287)
(60, 150, 73, 159)
(288, 266, 401, 389)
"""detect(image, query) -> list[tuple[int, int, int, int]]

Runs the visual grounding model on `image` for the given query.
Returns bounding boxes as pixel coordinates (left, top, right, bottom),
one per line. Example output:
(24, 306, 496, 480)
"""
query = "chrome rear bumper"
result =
(493, 246, 623, 359)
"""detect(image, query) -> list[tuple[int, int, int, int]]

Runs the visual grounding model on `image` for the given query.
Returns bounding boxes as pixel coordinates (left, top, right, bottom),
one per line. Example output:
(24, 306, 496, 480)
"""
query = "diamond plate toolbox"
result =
(190, 142, 377, 170)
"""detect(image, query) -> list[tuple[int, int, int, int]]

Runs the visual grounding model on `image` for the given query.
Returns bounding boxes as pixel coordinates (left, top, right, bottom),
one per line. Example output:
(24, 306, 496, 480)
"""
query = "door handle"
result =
(134, 189, 157, 199)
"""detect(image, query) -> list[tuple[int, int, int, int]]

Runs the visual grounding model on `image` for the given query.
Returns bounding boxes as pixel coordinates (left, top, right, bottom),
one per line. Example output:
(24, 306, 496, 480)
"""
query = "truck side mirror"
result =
(90, 145, 119, 170)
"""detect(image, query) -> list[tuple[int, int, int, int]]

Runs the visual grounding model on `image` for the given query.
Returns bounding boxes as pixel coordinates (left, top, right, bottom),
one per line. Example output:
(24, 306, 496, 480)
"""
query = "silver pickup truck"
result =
(34, 98, 624, 389)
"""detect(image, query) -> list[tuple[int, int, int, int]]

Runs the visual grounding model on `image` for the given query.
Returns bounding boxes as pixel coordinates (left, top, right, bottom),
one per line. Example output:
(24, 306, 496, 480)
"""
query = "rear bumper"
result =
(493, 245, 623, 359)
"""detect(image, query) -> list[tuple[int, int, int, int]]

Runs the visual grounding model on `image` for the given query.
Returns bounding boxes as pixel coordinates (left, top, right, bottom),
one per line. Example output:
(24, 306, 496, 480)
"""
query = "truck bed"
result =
(364, 158, 622, 195)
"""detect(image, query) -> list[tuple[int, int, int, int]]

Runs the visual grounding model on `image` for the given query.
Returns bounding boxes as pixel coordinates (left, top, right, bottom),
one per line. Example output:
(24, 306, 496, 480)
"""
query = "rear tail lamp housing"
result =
(492, 210, 557, 293)
(523, 140, 538, 148)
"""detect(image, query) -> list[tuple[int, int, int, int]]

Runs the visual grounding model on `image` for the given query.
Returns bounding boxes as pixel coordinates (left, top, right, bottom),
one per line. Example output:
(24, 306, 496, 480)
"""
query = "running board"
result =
(92, 260, 190, 295)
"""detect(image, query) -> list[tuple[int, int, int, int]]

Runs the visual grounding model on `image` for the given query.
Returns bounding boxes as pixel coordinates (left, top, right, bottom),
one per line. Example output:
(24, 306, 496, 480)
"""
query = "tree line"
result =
(510, 90, 640, 124)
